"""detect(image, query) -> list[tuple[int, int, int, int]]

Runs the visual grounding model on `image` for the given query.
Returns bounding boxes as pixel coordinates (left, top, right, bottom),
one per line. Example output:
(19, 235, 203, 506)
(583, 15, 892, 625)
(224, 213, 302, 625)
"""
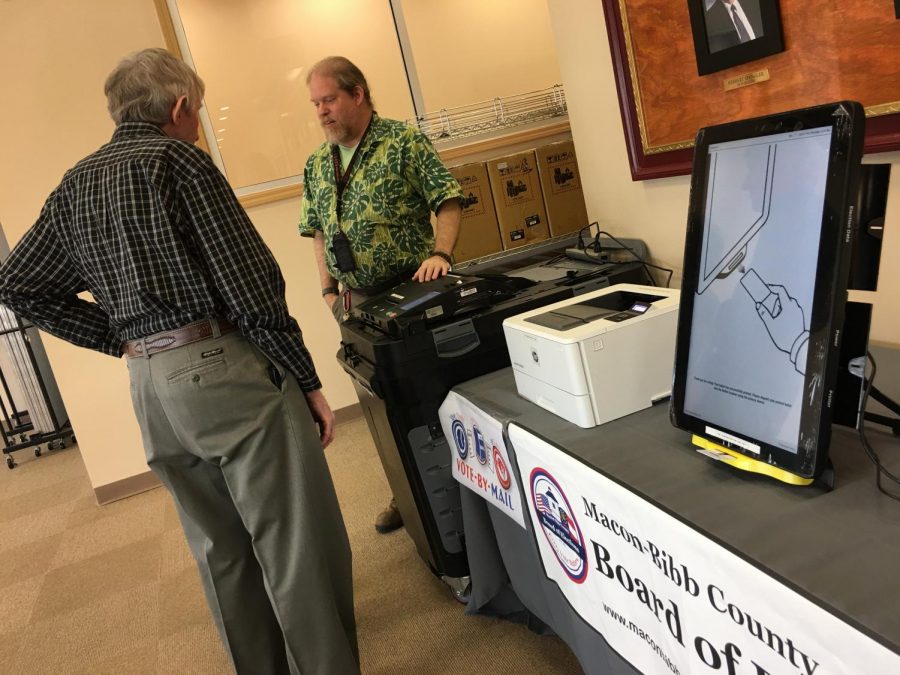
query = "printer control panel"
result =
(526, 292, 663, 331)
(603, 300, 651, 323)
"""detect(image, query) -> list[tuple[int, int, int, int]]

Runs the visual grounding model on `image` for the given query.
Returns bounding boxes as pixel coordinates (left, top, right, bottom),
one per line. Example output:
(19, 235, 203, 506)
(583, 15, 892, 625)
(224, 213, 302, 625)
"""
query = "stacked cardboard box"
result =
(485, 150, 550, 249)
(535, 140, 589, 237)
(449, 163, 503, 262)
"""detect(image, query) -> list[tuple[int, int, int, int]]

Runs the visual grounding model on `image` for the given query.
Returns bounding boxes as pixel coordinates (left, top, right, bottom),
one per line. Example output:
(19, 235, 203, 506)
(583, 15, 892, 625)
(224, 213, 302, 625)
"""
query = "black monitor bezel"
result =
(670, 101, 865, 479)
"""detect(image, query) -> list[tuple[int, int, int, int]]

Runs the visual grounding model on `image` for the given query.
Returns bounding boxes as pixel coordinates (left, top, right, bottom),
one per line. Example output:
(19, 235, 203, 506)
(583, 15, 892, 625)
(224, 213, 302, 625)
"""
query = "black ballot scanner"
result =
(336, 236, 650, 599)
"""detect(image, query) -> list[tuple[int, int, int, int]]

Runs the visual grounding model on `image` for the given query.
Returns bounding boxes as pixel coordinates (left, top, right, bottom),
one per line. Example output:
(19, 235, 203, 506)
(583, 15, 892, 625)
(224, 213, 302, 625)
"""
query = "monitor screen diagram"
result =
(683, 126, 832, 455)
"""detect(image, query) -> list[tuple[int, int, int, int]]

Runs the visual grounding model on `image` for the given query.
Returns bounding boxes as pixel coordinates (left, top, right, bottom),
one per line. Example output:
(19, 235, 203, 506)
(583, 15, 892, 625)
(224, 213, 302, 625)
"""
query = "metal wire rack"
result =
(409, 85, 568, 143)
(0, 306, 75, 469)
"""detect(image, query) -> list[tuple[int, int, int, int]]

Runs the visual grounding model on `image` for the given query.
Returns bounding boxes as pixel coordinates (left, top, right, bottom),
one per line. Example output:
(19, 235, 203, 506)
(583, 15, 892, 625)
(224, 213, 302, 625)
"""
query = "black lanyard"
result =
(331, 115, 374, 222)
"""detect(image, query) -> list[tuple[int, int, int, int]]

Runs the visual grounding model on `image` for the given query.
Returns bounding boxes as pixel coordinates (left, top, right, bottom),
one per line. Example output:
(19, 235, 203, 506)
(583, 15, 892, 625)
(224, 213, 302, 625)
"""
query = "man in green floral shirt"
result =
(299, 56, 463, 532)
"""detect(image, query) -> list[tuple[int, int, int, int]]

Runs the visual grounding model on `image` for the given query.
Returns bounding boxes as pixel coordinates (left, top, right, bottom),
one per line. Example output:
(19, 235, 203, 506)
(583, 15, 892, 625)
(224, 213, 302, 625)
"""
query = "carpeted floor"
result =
(0, 417, 583, 674)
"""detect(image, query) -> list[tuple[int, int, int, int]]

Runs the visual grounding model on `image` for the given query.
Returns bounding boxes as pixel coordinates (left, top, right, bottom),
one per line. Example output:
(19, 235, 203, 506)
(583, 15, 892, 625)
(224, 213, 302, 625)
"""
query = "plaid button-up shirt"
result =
(0, 122, 321, 391)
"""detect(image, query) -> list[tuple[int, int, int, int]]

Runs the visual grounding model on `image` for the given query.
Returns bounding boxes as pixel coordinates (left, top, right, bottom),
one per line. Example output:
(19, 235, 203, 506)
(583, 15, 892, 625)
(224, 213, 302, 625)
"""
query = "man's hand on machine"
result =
(413, 252, 452, 282)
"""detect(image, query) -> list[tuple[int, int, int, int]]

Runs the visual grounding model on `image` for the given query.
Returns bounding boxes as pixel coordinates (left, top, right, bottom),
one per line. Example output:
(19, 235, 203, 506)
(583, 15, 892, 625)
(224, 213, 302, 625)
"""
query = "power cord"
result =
(575, 223, 674, 287)
(596, 230, 674, 288)
(576, 223, 596, 251)
(858, 351, 900, 502)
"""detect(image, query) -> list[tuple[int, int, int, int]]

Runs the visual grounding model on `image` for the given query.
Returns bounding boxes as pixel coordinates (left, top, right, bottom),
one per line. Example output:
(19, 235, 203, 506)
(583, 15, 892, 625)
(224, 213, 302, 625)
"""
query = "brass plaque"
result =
(724, 69, 771, 92)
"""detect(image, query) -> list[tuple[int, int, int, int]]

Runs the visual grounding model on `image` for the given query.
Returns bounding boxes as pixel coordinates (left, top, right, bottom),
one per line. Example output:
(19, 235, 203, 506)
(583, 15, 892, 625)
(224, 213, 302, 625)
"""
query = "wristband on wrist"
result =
(431, 250, 452, 264)
(321, 286, 340, 297)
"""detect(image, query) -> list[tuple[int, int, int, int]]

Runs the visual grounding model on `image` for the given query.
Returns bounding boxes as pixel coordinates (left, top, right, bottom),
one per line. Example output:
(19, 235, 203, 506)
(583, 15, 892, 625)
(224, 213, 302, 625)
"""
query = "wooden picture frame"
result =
(687, 0, 784, 76)
(601, 0, 900, 181)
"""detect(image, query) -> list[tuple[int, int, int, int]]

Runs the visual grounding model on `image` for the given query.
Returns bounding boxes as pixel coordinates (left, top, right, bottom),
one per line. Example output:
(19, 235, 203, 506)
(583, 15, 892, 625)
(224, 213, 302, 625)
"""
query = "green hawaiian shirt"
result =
(298, 115, 463, 289)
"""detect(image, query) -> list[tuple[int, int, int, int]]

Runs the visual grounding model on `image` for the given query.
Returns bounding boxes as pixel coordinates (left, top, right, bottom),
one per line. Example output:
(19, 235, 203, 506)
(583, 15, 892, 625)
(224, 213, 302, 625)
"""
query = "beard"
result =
(322, 120, 352, 145)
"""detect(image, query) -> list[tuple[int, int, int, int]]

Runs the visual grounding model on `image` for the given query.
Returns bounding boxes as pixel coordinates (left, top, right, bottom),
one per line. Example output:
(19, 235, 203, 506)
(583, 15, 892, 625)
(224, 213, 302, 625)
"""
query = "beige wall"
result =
(0, 0, 355, 494)
(176, 0, 415, 189)
(173, 0, 561, 190)
(244, 199, 358, 410)
(400, 0, 561, 111)
(546, 0, 900, 347)
(0, 0, 167, 490)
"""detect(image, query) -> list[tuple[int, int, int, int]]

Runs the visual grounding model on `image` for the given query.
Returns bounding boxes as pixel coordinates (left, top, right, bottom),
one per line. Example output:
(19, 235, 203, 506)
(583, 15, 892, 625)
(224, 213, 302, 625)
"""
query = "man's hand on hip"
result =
(412, 255, 450, 282)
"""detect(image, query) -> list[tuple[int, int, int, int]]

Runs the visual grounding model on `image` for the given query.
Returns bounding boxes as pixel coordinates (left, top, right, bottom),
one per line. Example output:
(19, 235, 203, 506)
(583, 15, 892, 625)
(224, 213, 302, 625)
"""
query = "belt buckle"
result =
(133, 337, 149, 358)
(128, 318, 224, 359)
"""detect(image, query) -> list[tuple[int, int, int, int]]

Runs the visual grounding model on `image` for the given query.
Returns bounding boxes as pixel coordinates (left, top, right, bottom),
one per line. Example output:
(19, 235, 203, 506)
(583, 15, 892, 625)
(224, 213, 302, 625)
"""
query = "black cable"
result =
(596, 230, 674, 288)
(858, 351, 900, 502)
(543, 253, 568, 266)
(577, 223, 597, 251)
(866, 412, 900, 434)
(870, 385, 900, 417)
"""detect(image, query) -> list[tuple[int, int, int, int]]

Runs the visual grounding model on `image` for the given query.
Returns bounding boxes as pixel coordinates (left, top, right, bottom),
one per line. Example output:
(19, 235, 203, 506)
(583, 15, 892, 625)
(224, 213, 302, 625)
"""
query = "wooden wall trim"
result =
(437, 120, 571, 162)
(236, 120, 572, 209)
(94, 470, 161, 505)
(238, 183, 303, 209)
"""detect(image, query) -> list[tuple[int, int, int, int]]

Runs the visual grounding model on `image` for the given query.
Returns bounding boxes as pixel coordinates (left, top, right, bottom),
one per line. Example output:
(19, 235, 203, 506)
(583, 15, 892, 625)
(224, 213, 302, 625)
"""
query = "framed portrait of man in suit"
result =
(688, 0, 784, 75)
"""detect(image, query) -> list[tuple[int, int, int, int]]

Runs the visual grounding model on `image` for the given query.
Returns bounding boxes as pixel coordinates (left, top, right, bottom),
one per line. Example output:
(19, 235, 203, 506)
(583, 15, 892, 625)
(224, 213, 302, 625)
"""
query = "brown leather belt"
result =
(122, 318, 235, 358)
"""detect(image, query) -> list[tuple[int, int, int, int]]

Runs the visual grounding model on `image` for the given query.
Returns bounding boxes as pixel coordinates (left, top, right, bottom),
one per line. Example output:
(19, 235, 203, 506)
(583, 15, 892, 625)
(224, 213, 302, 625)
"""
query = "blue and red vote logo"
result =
(451, 419, 468, 460)
(530, 468, 587, 583)
(473, 425, 488, 465)
(493, 444, 511, 490)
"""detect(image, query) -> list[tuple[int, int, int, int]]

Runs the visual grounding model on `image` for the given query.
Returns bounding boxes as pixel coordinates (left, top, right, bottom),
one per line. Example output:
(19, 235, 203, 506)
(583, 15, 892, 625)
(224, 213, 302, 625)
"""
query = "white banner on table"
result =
(509, 423, 900, 675)
(439, 390, 525, 528)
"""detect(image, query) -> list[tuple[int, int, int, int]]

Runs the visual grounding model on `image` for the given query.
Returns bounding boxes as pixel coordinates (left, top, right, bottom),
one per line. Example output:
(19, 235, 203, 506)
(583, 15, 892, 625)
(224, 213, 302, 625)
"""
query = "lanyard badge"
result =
(328, 116, 375, 275)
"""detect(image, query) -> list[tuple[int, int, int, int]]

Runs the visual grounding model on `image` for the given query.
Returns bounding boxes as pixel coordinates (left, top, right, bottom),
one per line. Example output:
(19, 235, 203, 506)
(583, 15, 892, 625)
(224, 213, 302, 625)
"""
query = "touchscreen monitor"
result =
(670, 101, 865, 480)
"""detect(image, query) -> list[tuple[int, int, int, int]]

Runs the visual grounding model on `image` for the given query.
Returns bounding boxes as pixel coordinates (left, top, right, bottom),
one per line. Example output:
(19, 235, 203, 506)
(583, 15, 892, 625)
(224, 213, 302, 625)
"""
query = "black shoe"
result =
(375, 498, 403, 534)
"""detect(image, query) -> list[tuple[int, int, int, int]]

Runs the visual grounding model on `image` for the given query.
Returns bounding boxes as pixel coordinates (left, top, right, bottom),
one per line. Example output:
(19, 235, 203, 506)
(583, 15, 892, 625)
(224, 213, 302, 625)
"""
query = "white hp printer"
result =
(503, 284, 680, 428)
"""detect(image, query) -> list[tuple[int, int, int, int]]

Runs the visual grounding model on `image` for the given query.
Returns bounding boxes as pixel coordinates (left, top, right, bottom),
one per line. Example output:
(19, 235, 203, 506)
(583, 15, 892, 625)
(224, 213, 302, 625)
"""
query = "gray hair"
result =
(104, 48, 205, 125)
(307, 56, 374, 108)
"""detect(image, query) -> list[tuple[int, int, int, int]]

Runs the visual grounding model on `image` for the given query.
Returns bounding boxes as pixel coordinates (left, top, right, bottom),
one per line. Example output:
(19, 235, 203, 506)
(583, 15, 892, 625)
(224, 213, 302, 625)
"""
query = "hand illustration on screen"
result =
(741, 270, 809, 375)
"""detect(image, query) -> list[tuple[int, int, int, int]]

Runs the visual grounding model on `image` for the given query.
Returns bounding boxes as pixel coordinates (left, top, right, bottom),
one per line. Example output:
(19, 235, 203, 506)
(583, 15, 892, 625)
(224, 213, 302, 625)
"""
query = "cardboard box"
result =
(449, 163, 503, 262)
(535, 140, 589, 237)
(486, 150, 550, 250)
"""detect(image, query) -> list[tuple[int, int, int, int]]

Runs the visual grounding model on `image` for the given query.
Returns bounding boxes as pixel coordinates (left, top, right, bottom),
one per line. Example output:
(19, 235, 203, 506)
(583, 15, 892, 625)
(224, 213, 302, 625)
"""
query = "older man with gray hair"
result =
(0, 48, 358, 674)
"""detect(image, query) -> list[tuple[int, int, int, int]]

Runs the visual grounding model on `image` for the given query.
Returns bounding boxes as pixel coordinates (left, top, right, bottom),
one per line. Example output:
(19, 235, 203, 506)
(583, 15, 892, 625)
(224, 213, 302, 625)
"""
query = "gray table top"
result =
(455, 345, 900, 652)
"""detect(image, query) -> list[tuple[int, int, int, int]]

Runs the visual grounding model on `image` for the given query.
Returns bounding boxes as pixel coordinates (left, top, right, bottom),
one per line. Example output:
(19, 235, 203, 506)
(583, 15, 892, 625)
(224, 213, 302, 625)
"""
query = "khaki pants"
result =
(127, 331, 359, 675)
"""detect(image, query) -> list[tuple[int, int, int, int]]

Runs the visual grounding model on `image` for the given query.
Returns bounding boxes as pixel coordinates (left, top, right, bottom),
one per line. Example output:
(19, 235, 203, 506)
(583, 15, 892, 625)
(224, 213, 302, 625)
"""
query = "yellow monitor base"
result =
(692, 435, 814, 486)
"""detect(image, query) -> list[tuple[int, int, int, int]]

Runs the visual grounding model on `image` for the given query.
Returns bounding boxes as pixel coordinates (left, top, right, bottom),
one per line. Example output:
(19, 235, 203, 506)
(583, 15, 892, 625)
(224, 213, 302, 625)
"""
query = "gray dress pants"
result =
(127, 331, 359, 675)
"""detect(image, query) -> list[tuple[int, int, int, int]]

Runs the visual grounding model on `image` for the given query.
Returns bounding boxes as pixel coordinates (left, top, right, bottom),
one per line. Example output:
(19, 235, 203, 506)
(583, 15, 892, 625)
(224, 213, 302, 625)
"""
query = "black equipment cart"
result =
(336, 236, 651, 598)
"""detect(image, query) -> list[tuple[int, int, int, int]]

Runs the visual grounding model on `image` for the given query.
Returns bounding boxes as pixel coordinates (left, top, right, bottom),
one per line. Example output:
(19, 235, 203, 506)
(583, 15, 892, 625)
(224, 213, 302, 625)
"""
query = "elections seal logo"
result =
(530, 468, 587, 583)
(451, 419, 468, 460)
(493, 444, 511, 490)
(473, 425, 488, 465)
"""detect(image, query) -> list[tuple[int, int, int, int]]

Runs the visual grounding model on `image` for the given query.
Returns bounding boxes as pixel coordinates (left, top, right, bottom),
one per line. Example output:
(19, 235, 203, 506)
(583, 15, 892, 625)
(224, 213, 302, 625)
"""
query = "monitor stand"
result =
(866, 387, 900, 436)
(691, 300, 882, 491)
(691, 435, 812, 485)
